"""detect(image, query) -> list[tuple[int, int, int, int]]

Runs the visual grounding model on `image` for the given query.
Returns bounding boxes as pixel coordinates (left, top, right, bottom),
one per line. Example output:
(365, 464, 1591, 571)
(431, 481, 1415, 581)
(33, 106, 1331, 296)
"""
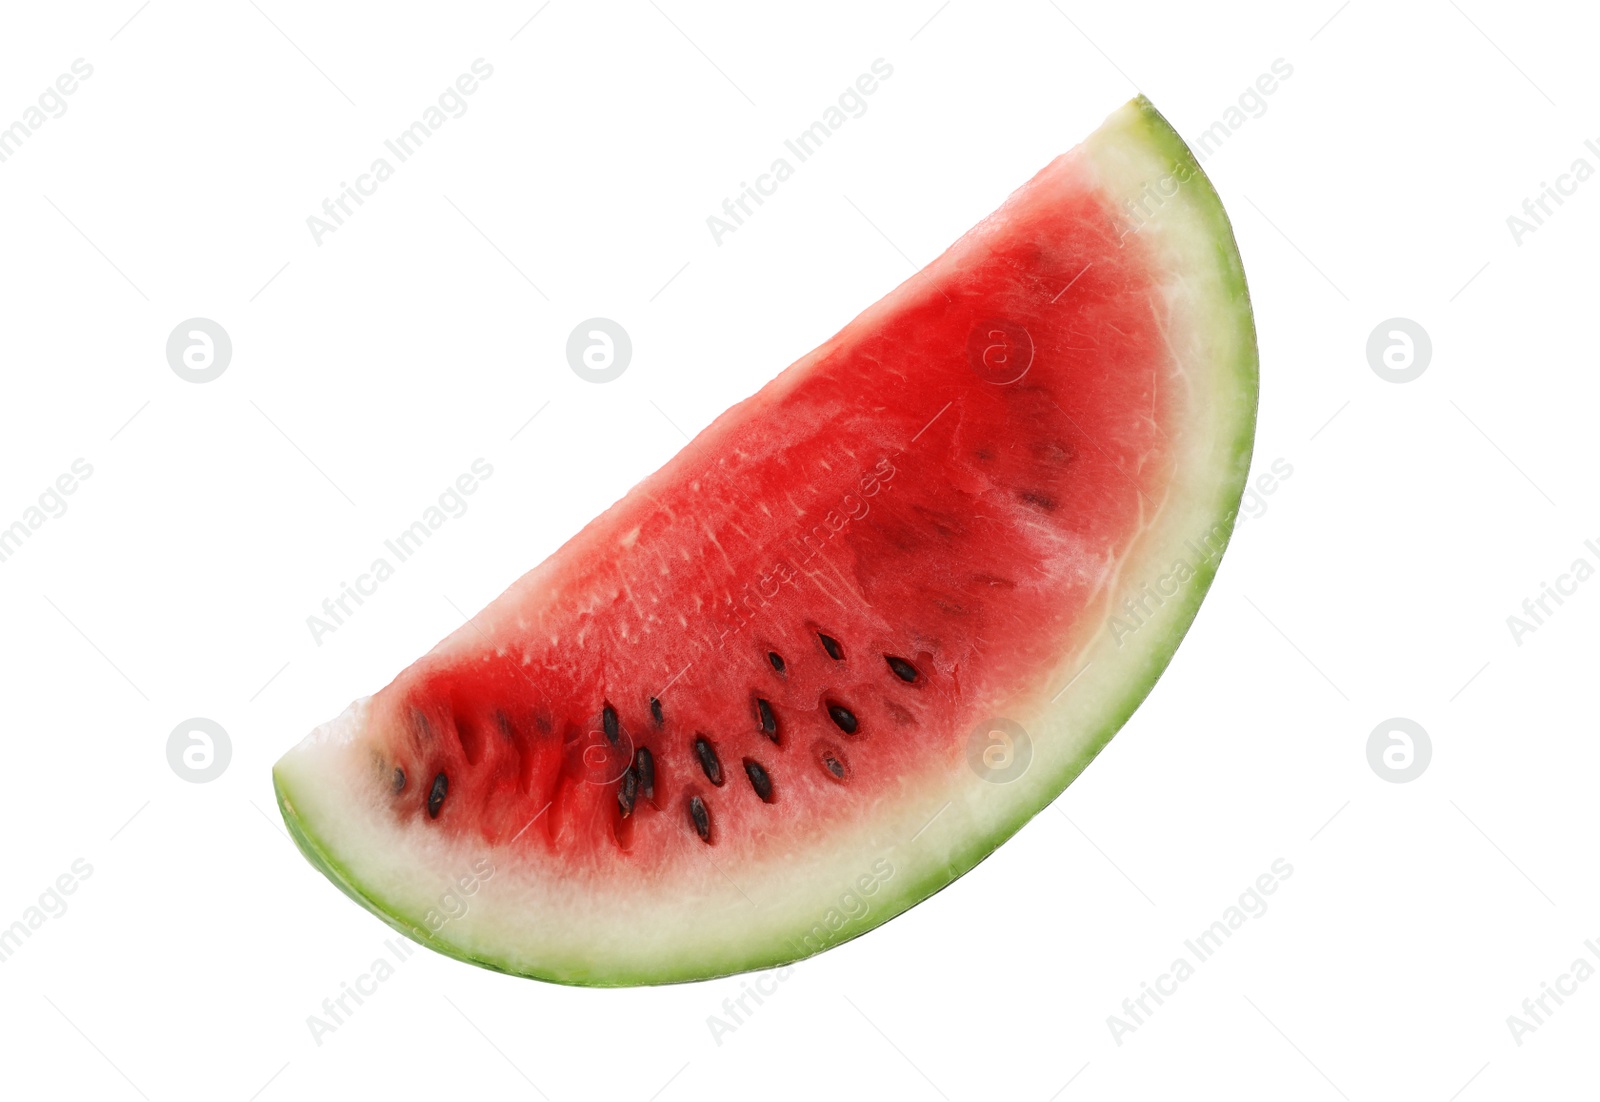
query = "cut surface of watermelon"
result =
(275, 96, 1257, 986)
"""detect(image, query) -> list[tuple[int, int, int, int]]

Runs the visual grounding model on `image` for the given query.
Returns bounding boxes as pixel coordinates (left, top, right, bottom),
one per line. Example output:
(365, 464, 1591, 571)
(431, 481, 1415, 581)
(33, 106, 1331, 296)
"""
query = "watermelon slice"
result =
(275, 96, 1257, 986)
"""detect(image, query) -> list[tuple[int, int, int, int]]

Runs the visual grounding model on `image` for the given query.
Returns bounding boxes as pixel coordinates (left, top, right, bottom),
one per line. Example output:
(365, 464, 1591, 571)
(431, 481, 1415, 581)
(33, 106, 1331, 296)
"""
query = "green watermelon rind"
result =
(275, 94, 1258, 986)
(275, 770, 519, 978)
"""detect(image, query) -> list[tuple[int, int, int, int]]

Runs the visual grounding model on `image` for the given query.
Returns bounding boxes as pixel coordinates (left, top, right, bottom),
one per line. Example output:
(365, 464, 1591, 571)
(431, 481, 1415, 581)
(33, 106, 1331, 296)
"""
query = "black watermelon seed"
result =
(768, 651, 786, 675)
(822, 752, 847, 781)
(756, 697, 777, 740)
(886, 655, 919, 683)
(618, 767, 638, 818)
(689, 795, 712, 842)
(826, 702, 858, 735)
(427, 772, 448, 818)
(391, 768, 406, 793)
(694, 736, 724, 785)
(818, 632, 844, 660)
(649, 696, 664, 726)
(602, 703, 620, 744)
(743, 759, 774, 803)
(635, 746, 656, 800)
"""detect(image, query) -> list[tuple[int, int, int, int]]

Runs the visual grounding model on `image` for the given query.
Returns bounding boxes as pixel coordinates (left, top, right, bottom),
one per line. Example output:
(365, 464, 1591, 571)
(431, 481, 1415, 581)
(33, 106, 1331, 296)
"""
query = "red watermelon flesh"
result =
(275, 96, 1257, 985)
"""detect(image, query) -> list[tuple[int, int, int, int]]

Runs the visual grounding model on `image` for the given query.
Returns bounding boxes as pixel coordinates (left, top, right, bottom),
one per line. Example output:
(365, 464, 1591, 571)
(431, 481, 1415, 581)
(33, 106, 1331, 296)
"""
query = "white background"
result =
(0, 1, 1593, 1099)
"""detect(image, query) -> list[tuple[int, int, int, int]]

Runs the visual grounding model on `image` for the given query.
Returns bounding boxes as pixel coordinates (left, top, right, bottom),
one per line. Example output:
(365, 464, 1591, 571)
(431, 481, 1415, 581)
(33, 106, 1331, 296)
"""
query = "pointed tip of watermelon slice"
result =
(274, 701, 541, 982)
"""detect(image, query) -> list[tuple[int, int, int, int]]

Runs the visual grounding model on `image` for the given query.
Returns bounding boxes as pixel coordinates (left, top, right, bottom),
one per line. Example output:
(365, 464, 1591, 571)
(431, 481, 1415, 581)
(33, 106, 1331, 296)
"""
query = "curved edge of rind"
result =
(275, 765, 836, 986)
(275, 768, 546, 981)
(799, 95, 1261, 969)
